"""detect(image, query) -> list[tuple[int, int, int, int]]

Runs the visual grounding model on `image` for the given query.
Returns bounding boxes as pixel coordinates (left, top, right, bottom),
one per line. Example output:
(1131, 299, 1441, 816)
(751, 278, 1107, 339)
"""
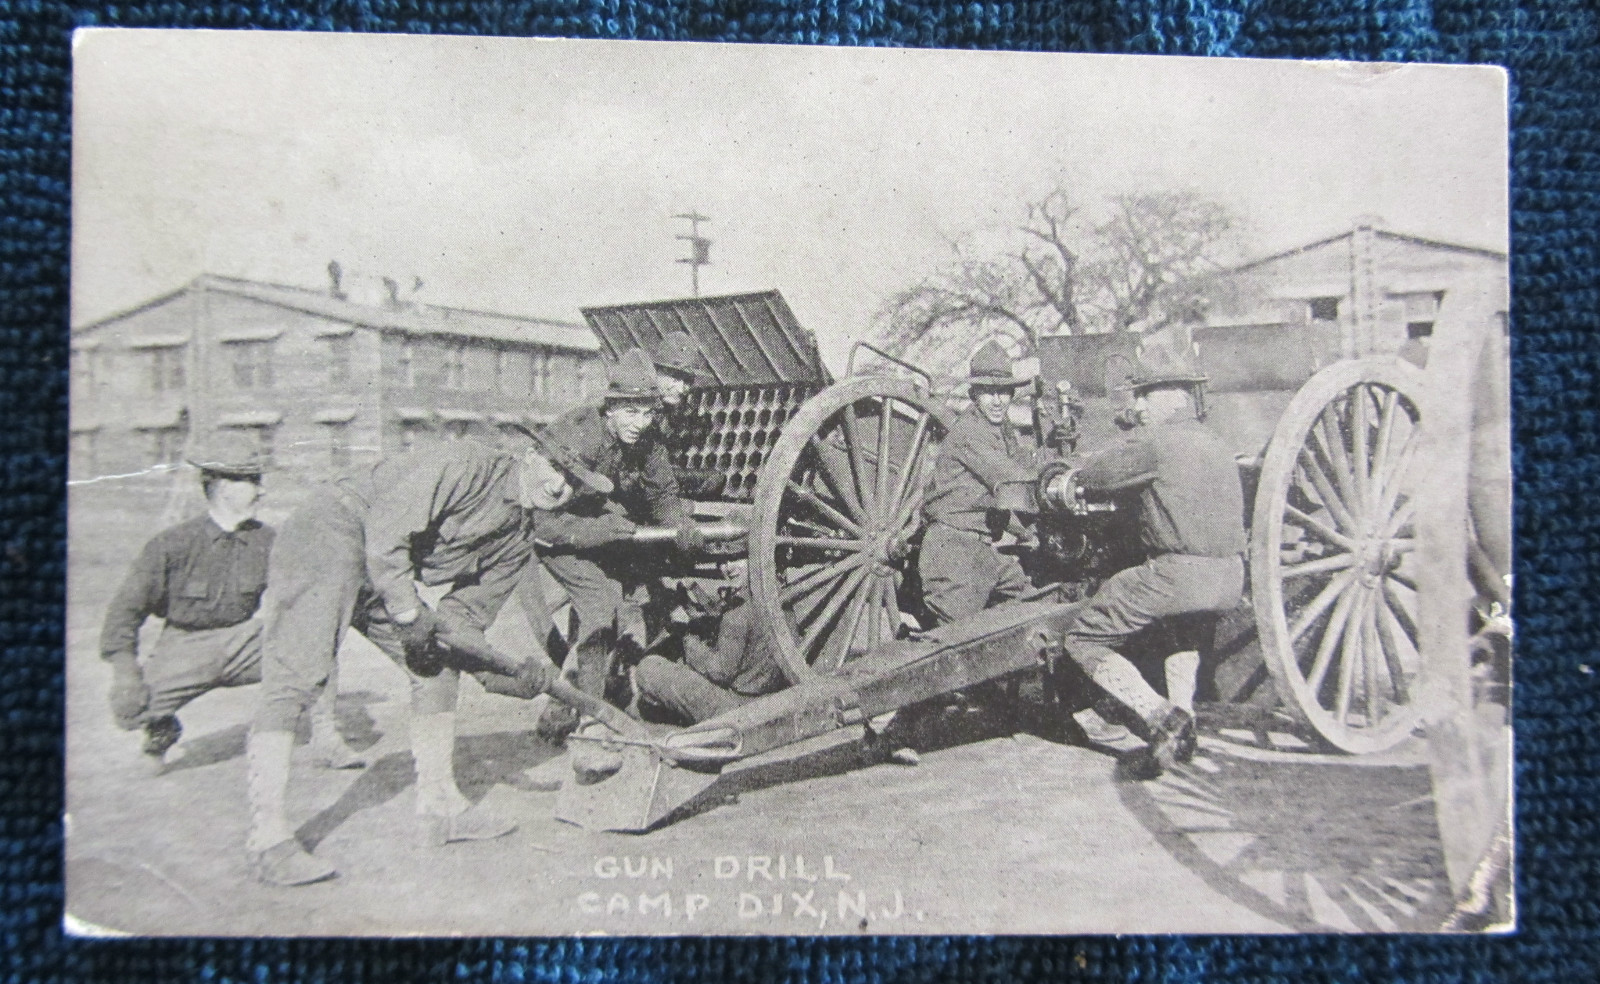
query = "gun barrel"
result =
(629, 521, 748, 543)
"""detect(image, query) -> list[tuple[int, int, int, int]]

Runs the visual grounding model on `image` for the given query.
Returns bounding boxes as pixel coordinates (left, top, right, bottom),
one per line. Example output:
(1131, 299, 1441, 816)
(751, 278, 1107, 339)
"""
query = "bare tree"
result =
(874, 186, 1242, 372)
(1077, 191, 1238, 331)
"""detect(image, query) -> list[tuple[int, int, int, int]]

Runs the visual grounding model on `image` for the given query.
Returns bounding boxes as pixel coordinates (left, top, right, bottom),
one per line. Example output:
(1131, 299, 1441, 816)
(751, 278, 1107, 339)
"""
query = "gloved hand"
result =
(475, 653, 559, 701)
(675, 520, 707, 554)
(396, 605, 444, 664)
(569, 513, 637, 550)
(107, 652, 150, 730)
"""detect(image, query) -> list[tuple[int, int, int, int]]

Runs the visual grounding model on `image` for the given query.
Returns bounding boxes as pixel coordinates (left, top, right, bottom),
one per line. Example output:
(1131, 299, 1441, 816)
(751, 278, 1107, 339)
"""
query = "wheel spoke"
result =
(1369, 389, 1400, 504)
(1281, 551, 1356, 580)
(1370, 427, 1419, 525)
(786, 479, 865, 537)
(1333, 589, 1368, 724)
(885, 410, 933, 529)
(1297, 450, 1357, 534)
(1385, 567, 1418, 592)
(798, 564, 872, 659)
(776, 535, 866, 551)
(808, 435, 868, 524)
(839, 399, 877, 521)
(874, 396, 895, 519)
(816, 577, 872, 675)
(1374, 592, 1413, 704)
(1352, 385, 1372, 515)
(1362, 589, 1382, 725)
(1381, 578, 1419, 645)
(1313, 404, 1361, 526)
(866, 575, 882, 655)
(1285, 503, 1357, 551)
(1288, 567, 1359, 644)
(879, 576, 901, 645)
(1304, 578, 1361, 694)
(780, 553, 865, 604)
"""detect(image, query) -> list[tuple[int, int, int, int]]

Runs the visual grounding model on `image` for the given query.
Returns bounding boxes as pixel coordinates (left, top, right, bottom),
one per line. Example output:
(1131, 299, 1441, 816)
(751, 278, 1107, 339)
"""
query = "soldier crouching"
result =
(98, 433, 356, 770)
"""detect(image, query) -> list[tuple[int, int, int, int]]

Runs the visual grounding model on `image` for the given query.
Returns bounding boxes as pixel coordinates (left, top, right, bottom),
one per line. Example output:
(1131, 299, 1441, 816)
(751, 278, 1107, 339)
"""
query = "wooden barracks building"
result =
(69, 269, 600, 487)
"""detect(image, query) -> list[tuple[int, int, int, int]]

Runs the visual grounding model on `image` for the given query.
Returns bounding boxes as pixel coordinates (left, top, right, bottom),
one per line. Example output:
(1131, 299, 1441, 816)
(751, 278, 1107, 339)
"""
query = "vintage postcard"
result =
(67, 31, 1511, 935)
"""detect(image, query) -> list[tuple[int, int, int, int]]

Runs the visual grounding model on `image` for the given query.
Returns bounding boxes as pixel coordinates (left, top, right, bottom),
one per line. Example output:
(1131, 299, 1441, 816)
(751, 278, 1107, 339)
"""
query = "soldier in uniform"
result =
(918, 340, 1036, 625)
(99, 433, 356, 770)
(1050, 327, 1247, 778)
(244, 431, 613, 887)
(648, 330, 726, 500)
(631, 557, 788, 725)
(533, 349, 705, 741)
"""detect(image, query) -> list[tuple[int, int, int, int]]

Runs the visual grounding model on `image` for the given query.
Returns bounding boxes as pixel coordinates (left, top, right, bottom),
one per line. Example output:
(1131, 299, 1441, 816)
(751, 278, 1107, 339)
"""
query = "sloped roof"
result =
(75, 274, 598, 352)
(1229, 226, 1506, 275)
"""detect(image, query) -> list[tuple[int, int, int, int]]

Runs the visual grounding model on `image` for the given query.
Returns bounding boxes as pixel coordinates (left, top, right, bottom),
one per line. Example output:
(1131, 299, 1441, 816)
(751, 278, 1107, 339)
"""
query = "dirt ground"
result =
(63, 487, 1459, 936)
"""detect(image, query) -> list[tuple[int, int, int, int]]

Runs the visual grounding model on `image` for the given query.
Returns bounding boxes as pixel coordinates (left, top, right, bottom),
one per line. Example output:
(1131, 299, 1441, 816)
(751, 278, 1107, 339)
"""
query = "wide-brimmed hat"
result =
(186, 431, 270, 480)
(653, 331, 706, 385)
(961, 340, 1031, 389)
(1117, 324, 1209, 393)
(506, 423, 614, 496)
(602, 349, 663, 404)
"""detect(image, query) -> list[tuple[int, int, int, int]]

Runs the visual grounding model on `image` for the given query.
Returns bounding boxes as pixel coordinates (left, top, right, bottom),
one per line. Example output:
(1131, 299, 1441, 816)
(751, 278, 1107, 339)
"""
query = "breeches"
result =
(918, 524, 1031, 626)
(633, 654, 751, 725)
(1064, 553, 1244, 675)
(254, 498, 458, 733)
(143, 619, 264, 719)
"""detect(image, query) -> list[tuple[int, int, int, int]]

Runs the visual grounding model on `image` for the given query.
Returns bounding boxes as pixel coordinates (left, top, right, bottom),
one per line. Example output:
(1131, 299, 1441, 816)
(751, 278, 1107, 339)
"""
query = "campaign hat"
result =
(602, 349, 663, 404)
(652, 331, 706, 385)
(505, 422, 614, 496)
(1118, 324, 1209, 392)
(961, 340, 1031, 389)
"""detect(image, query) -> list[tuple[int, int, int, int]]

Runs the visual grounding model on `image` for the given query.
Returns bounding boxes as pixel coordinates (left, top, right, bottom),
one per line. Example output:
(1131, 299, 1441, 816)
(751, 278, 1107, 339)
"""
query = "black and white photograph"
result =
(66, 31, 1511, 936)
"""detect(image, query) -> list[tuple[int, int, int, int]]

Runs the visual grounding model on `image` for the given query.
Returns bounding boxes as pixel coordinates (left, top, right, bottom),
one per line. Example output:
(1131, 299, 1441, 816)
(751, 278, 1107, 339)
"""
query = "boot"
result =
(248, 838, 338, 887)
(1148, 705, 1198, 771)
(141, 715, 182, 759)
(418, 799, 518, 847)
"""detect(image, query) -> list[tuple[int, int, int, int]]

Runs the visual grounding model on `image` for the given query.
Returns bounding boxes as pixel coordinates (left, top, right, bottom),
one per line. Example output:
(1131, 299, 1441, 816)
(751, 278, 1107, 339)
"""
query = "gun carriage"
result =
(562, 283, 1509, 842)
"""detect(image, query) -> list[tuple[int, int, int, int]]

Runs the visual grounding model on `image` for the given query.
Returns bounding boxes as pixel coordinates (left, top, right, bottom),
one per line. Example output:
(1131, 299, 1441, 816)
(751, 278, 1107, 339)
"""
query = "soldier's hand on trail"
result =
(675, 521, 706, 554)
(569, 513, 636, 549)
(475, 653, 558, 701)
(107, 652, 149, 730)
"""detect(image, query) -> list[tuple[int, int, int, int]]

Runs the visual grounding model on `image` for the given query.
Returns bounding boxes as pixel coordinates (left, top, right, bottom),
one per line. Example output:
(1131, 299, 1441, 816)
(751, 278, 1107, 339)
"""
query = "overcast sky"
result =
(72, 31, 1508, 370)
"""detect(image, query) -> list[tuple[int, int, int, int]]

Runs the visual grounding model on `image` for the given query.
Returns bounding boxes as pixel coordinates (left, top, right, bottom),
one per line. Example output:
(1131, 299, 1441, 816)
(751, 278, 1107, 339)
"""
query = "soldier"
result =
(99, 433, 356, 770)
(1050, 327, 1247, 778)
(631, 558, 788, 725)
(533, 349, 705, 741)
(918, 340, 1036, 626)
(649, 330, 726, 499)
(244, 430, 613, 887)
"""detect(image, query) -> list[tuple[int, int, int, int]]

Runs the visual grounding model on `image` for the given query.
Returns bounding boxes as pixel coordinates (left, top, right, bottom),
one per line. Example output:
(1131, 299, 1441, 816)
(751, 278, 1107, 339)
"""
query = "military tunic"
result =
(535, 403, 690, 697)
(917, 406, 1035, 625)
(100, 514, 273, 721)
(633, 589, 788, 724)
(1063, 418, 1248, 681)
(256, 442, 560, 731)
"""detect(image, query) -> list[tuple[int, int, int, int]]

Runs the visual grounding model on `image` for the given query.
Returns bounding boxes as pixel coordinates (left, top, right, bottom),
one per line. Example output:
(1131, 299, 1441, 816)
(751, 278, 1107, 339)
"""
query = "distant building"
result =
(1201, 217, 1507, 358)
(69, 272, 601, 486)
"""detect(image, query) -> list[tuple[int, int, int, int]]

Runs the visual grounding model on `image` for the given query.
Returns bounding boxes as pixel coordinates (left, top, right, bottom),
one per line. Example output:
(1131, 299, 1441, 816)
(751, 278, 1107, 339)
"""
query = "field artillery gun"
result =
(560, 281, 1510, 903)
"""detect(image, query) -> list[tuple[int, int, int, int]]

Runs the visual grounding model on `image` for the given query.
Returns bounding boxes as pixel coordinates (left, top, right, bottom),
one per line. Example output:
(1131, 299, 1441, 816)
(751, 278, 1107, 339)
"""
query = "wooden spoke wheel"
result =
(748, 377, 950, 683)
(1251, 358, 1428, 754)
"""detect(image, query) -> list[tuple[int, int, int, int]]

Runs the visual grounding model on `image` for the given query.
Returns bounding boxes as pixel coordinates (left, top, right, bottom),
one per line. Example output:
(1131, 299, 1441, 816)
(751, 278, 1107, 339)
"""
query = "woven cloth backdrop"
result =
(4, 2, 1595, 981)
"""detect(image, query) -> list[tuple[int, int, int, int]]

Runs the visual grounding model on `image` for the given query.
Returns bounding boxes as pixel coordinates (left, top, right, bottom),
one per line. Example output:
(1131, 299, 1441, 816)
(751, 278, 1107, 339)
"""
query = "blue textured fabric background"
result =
(4, 2, 1594, 980)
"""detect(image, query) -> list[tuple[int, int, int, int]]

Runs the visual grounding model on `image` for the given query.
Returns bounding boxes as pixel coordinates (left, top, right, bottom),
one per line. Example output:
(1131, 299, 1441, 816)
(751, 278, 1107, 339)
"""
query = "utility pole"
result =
(674, 211, 711, 297)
